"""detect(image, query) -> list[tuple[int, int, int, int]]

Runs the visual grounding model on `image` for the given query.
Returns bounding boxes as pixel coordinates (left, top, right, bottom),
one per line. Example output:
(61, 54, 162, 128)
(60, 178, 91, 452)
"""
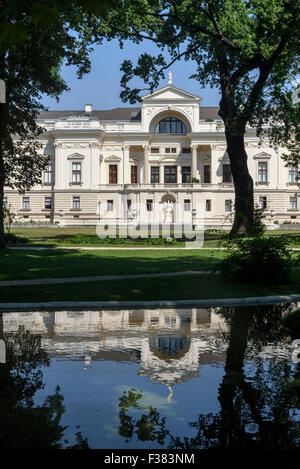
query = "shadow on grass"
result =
(0, 248, 223, 281)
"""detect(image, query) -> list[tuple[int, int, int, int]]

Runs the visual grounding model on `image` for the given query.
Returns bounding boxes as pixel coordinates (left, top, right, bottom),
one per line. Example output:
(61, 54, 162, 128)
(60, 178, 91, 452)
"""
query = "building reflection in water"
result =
(3, 309, 229, 400)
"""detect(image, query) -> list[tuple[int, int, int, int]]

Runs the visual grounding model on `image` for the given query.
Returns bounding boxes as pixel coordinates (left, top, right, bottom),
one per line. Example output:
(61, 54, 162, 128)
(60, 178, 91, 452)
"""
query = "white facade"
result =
(4, 79, 300, 227)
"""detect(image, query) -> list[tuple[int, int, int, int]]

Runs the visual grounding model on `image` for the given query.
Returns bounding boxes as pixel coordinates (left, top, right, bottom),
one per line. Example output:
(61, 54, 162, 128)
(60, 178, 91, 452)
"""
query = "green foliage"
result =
(246, 205, 266, 237)
(0, 0, 114, 248)
(118, 388, 169, 445)
(220, 235, 297, 284)
(3, 204, 15, 233)
(283, 309, 300, 334)
(94, 0, 300, 233)
(191, 177, 200, 183)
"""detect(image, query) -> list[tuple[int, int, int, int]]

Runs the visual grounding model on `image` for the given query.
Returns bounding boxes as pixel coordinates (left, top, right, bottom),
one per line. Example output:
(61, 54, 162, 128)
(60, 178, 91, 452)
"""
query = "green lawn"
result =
(0, 248, 224, 281)
(5, 226, 300, 248)
(1, 228, 299, 304)
(0, 271, 299, 303)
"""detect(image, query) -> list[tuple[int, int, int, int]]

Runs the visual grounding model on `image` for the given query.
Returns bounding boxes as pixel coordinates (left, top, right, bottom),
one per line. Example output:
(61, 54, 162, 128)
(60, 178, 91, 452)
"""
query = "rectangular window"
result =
(225, 199, 232, 212)
(151, 166, 160, 183)
(3, 197, 7, 209)
(22, 197, 30, 210)
(182, 148, 190, 154)
(206, 199, 211, 212)
(131, 165, 137, 184)
(44, 164, 53, 184)
(184, 199, 191, 211)
(258, 162, 268, 183)
(204, 165, 211, 183)
(72, 196, 80, 209)
(289, 196, 297, 210)
(44, 197, 52, 210)
(107, 200, 113, 212)
(182, 166, 191, 183)
(223, 164, 232, 183)
(72, 162, 81, 183)
(127, 199, 132, 211)
(165, 148, 176, 154)
(151, 147, 159, 154)
(259, 196, 267, 209)
(146, 199, 153, 212)
(164, 166, 177, 183)
(288, 164, 298, 183)
(109, 165, 118, 184)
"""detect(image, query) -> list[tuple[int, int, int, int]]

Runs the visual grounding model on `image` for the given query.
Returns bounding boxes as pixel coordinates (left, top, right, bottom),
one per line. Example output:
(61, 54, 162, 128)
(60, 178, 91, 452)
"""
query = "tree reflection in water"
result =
(118, 304, 300, 449)
(0, 313, 88, 449)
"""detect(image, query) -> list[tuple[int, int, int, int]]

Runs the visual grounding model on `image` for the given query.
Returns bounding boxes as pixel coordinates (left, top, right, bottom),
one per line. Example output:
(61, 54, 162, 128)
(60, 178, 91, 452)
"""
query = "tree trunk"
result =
(0, 101, 5, 250)
(225, 130, 254, 235)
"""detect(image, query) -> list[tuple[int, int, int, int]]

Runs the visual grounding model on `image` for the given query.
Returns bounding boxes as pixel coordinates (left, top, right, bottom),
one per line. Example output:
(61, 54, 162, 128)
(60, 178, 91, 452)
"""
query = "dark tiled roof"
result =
(200, 107, 220, 120)
(38, 107, 141, 121)
(38, 106, 220, 122)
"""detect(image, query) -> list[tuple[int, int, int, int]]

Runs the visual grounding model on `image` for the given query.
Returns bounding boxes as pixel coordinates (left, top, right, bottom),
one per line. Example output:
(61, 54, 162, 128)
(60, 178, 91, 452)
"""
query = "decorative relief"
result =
(54, 142, 90, 149)
(90, 142, 101, 149)
(212, 144, 227, 150)
(146, 107, 156, 116)
(159, 155, 178, 161)
(146, 106, 166, 117)
(102, 146, 123, 151)
(183, 106, 193, 116)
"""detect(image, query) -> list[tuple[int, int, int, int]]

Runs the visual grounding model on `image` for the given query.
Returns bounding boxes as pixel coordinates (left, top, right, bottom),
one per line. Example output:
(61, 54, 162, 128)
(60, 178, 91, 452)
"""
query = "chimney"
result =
(85, 104, 92, 114)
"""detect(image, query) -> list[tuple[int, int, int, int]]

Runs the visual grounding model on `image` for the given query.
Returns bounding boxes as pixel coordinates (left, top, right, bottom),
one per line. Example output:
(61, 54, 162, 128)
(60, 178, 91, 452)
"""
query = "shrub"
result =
(220, 235, 296, 285)
(66, 233, 179, 246)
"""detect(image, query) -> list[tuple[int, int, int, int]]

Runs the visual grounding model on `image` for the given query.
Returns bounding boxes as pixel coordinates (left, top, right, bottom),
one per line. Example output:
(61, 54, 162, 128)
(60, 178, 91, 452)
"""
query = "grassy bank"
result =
(0, 271, 299, 303)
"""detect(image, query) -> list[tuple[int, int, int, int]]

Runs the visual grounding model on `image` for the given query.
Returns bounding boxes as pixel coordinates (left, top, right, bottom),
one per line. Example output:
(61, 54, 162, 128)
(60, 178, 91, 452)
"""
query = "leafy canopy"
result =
(0, 0, 114, 191)
(94, 0, 299, 137)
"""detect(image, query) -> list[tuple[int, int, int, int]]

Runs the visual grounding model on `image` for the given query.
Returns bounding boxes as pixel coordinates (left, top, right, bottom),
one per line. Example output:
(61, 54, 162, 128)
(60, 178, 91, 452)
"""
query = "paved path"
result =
(7, 246, 300, 251)
(7, 246, 222, 250)
(0, 294, 299, 312)
(0, 270, 215, 287)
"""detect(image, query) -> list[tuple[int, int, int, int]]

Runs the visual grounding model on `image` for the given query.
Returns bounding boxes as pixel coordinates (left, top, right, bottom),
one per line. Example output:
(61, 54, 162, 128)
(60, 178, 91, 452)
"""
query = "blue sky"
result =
(41, 40, 221, 111)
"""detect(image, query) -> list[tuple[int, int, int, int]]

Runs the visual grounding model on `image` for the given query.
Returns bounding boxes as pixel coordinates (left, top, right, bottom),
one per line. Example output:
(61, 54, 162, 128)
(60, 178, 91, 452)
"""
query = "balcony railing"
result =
(98, 183, 224, 190)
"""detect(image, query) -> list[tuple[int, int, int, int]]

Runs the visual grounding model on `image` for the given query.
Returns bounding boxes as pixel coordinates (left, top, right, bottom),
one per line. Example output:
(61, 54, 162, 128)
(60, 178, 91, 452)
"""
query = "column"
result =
(159, 164, 164, 184)
(191, 144, 198, 180)
(210, 145, 218, 185)
(123, 145, 130, 185)
(143, 145, 150, 184)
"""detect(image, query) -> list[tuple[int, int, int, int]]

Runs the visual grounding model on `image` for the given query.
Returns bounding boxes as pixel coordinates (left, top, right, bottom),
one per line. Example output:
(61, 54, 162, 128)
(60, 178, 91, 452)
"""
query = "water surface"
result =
(0, 305, 299, 449)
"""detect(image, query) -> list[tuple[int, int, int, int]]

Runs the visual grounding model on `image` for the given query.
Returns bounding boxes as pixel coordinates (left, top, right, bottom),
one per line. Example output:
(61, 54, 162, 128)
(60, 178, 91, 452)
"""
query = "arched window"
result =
(155, 117, 187, 134)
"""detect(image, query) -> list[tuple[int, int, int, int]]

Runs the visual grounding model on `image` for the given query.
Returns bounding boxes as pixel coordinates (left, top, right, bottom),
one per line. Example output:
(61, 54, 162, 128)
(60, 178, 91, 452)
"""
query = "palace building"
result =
(4, 75, 299, 227)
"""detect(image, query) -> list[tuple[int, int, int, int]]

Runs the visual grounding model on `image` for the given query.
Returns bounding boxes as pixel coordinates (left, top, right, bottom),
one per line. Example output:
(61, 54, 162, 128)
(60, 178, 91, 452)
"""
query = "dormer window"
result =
(155, 117, 187, 134)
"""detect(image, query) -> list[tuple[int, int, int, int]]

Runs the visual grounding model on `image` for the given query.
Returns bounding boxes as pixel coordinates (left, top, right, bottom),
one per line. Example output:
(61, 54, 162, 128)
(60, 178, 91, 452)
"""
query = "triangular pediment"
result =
(104, 155, 121, 162)
(253, 152, 271, 159)
(142, 85, 202, 102)
(67, 152, 85, 160)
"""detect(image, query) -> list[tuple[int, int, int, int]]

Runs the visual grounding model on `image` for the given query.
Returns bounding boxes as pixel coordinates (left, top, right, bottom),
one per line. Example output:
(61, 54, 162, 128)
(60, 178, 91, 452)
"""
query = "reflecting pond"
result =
(0, 305, 300, 449)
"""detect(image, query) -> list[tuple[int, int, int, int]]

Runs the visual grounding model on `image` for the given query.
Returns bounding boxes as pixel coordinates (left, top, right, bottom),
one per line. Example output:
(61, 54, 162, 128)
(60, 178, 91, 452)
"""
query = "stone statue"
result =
(163, 200, 174, 223)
